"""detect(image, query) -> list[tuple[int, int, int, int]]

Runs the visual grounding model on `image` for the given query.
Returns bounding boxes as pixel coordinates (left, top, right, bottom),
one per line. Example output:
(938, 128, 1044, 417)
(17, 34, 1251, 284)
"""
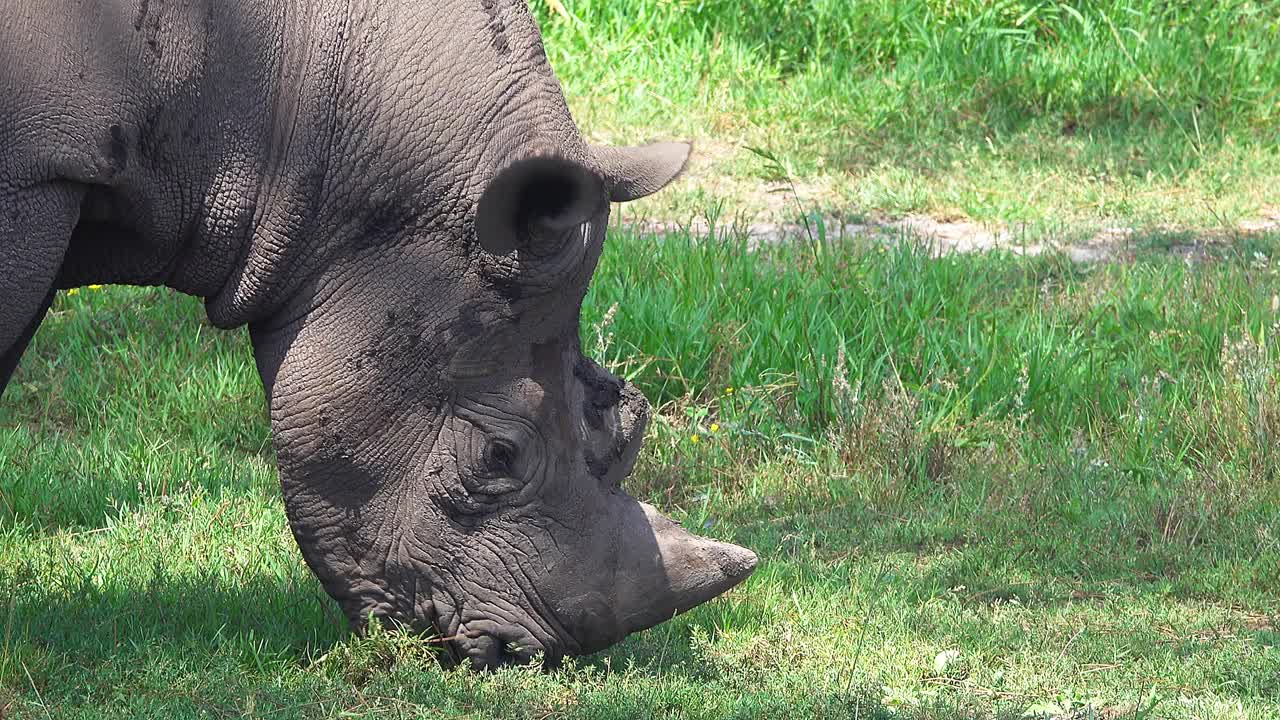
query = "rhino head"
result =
(223, 3, 756, 669)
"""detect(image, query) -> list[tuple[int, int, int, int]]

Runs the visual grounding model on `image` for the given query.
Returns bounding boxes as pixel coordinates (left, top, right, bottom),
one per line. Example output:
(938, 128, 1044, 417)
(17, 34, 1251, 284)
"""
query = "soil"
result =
(620, 206, 1280, 262)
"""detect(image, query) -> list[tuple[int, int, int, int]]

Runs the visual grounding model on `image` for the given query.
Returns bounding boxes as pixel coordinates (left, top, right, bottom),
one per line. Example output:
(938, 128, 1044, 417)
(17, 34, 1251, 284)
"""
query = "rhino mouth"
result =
(440, 617, 561, 671)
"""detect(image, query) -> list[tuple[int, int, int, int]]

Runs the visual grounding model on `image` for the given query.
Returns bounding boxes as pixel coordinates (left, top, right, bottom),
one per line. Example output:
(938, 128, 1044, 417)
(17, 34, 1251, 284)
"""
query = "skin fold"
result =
(0, 0, 756, 668)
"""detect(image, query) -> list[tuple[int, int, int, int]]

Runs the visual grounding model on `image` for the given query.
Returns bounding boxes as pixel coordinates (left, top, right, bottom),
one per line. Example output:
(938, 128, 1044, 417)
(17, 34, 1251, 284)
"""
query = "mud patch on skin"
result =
(355, 195, 418, 252)
(137, 0, 165, 57)
(479, 0, 512, 56)
(132, 0, 150, 31)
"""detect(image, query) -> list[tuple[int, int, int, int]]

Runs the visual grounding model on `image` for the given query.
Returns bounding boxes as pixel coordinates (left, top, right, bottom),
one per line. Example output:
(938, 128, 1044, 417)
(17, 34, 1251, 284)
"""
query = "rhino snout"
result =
(613, 501, 758, 635)
(447, 619, 553, 671)
(555, 496, 758, 655)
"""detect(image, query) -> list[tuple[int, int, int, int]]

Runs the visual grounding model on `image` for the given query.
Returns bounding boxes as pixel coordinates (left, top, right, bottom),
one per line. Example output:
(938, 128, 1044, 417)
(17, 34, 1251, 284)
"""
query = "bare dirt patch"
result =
(621, 208, 1280, 262)
(1239, 207, 1280, 234)
(604, 135, 1279, 262)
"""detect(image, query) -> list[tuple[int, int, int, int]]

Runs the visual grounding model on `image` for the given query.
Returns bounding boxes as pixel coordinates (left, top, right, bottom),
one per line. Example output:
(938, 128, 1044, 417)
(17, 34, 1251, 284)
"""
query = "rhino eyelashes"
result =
(444, 403, 547, 509)
(482, 437, 518, 477)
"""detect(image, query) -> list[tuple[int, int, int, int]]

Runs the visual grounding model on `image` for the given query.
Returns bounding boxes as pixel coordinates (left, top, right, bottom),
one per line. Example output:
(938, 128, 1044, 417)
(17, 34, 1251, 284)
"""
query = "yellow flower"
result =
(709, 423, 720, 433)
(724, 387, 735, 395)
(87, 284, 103, 290)
(690, 434, 701, 444)
(66, 288, 79, 296)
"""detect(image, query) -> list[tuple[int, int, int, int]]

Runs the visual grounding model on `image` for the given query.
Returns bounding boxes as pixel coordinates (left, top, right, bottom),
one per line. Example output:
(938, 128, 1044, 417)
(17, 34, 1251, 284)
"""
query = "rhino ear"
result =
(475, 155, 605, 256)
(591, 142, 692, 203)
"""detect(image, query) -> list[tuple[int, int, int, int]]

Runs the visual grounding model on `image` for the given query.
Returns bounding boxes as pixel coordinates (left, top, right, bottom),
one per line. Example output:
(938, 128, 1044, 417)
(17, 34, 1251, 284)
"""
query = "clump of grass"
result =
(585, 226, 1280, 442)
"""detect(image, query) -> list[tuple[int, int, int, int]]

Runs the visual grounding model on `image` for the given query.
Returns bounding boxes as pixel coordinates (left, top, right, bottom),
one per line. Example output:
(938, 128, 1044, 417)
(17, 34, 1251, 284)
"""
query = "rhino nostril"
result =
(454, 627, 547, 671)
(496, 640, 537, 668)
(585, 454, 613, 481)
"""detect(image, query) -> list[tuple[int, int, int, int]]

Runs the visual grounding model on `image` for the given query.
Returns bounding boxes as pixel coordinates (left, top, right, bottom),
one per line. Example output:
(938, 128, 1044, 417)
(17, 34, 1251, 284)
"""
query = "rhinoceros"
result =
(0, 0, 756, 668)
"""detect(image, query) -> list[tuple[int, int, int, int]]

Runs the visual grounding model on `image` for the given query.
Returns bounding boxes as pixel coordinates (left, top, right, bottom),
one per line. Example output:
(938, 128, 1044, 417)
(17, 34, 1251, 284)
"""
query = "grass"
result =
(5, 3, 1280, 718)
(535, 0, 1280, 231)
(3, 227, 1280, 718)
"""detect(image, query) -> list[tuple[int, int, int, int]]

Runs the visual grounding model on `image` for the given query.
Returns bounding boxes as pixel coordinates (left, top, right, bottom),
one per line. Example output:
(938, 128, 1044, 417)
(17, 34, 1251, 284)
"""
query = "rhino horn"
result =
(613, 500, 757, 635)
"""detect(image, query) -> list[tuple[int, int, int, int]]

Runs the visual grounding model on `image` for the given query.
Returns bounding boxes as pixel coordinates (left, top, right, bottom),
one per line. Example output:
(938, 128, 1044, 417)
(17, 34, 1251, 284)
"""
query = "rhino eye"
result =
(483, 438, 519, 476)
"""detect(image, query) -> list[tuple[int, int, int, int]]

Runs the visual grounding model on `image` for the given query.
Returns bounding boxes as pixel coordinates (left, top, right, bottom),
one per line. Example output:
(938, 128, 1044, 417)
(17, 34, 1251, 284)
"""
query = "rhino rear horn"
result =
(475, 155, 605, 256)
(591, 142, 692, 203)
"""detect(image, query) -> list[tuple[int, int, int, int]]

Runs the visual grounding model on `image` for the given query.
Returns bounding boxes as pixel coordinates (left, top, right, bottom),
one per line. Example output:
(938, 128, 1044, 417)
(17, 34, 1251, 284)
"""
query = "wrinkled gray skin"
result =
(0, 0, 756, 668)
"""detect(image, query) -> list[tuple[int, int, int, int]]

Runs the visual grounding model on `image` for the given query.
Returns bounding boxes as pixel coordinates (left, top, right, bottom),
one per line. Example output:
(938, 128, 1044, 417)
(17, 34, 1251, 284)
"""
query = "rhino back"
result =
(3, 0, 588, 322)
(0, 0, 298, 296)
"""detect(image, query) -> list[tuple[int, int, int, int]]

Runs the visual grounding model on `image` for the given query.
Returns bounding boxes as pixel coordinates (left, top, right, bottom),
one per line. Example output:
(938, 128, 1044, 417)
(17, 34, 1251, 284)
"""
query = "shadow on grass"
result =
(1, 287, 272, 532)
(3, 569, 344, 682)
(0, 441, 275, 532)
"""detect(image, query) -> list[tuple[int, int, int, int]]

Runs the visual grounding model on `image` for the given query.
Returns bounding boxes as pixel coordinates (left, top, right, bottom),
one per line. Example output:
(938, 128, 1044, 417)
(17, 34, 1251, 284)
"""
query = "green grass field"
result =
(4, 231, 1279, 719)
(536, 0, 1280, 233)
(3, 2, 1280, 719)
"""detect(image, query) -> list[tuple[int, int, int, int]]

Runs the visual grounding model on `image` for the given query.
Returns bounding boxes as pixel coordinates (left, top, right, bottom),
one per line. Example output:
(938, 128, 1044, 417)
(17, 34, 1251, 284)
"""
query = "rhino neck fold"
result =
(203, 0, 357, 329)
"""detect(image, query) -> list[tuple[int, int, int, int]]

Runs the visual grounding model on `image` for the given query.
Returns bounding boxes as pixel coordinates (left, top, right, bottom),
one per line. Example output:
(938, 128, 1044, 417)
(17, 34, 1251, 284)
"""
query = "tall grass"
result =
(586, 227, 1280, 433)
